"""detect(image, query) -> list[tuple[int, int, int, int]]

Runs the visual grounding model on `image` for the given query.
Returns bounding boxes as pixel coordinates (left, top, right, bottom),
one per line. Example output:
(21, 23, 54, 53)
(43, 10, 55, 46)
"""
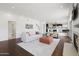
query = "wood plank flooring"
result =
(0, 36, 72, 56)
(0, 40, 9, 56)
(15, 36, 71, 56)
(52, 36, 72, 56)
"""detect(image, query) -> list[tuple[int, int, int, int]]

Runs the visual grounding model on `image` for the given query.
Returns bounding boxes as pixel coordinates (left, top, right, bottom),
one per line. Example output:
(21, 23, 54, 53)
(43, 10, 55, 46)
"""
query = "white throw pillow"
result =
(21, 32, 29, 42)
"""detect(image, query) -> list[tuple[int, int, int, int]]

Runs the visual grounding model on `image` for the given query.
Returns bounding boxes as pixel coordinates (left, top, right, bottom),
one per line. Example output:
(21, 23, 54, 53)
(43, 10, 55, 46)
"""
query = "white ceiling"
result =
(0, 3, 73, 23)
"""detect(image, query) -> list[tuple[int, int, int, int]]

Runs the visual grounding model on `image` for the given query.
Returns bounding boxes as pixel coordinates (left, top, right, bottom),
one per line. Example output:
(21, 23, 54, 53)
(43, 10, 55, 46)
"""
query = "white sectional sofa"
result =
(21, 32, 42, 43)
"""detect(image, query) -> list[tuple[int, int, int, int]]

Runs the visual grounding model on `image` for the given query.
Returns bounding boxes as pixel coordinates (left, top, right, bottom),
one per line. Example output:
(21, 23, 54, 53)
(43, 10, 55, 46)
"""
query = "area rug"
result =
(17, 39, 60, 56)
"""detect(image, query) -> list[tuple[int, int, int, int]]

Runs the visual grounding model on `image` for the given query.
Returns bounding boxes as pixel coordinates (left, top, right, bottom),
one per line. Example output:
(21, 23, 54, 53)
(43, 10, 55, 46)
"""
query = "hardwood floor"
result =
(15, 36, 71, 56)
(0, 36, 72, 56)
(0, 40, 9, 56)
(52, 36, 72, 56)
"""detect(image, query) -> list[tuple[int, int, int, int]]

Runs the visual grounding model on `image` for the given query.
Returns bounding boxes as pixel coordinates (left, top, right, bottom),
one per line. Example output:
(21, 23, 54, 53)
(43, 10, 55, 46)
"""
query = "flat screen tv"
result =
(72, 3, 78, 20)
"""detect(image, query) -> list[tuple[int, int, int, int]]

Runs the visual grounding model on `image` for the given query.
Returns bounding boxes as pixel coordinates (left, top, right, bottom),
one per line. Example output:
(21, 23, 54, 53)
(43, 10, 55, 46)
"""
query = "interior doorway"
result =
(8, 21, 16, 39)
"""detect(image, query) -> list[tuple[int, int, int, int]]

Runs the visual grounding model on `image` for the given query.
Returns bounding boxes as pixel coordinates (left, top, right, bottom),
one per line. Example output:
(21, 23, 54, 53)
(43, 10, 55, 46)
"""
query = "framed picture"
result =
(25, 24, 33, 29)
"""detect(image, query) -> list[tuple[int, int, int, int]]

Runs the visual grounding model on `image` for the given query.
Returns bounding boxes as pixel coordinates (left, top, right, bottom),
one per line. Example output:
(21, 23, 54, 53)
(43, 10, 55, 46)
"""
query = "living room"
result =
(0, 3, 79, 56)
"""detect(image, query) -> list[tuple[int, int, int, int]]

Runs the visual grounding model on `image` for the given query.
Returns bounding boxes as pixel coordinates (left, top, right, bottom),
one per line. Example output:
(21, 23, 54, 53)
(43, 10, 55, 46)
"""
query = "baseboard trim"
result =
(0, 53, 10, 56)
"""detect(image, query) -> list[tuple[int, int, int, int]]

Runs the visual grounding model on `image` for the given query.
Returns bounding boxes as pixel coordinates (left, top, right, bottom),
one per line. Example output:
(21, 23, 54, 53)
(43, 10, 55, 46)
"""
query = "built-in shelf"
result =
(46, 23, 69, 33)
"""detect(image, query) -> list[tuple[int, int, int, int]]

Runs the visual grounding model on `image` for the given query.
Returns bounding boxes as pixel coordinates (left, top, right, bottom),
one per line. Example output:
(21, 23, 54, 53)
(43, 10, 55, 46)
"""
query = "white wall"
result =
(16, 17, 40, 38)
(39, 21, 46, 34)
(0, 11, 18, 41)
(0, 11, 41, 41)
(0, 15, 8, 41)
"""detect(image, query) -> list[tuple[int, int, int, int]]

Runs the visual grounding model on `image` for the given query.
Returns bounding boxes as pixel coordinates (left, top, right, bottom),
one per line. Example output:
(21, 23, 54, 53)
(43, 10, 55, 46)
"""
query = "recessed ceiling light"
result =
(11, 6, 15, 9)
(60, 5, 63, 8)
